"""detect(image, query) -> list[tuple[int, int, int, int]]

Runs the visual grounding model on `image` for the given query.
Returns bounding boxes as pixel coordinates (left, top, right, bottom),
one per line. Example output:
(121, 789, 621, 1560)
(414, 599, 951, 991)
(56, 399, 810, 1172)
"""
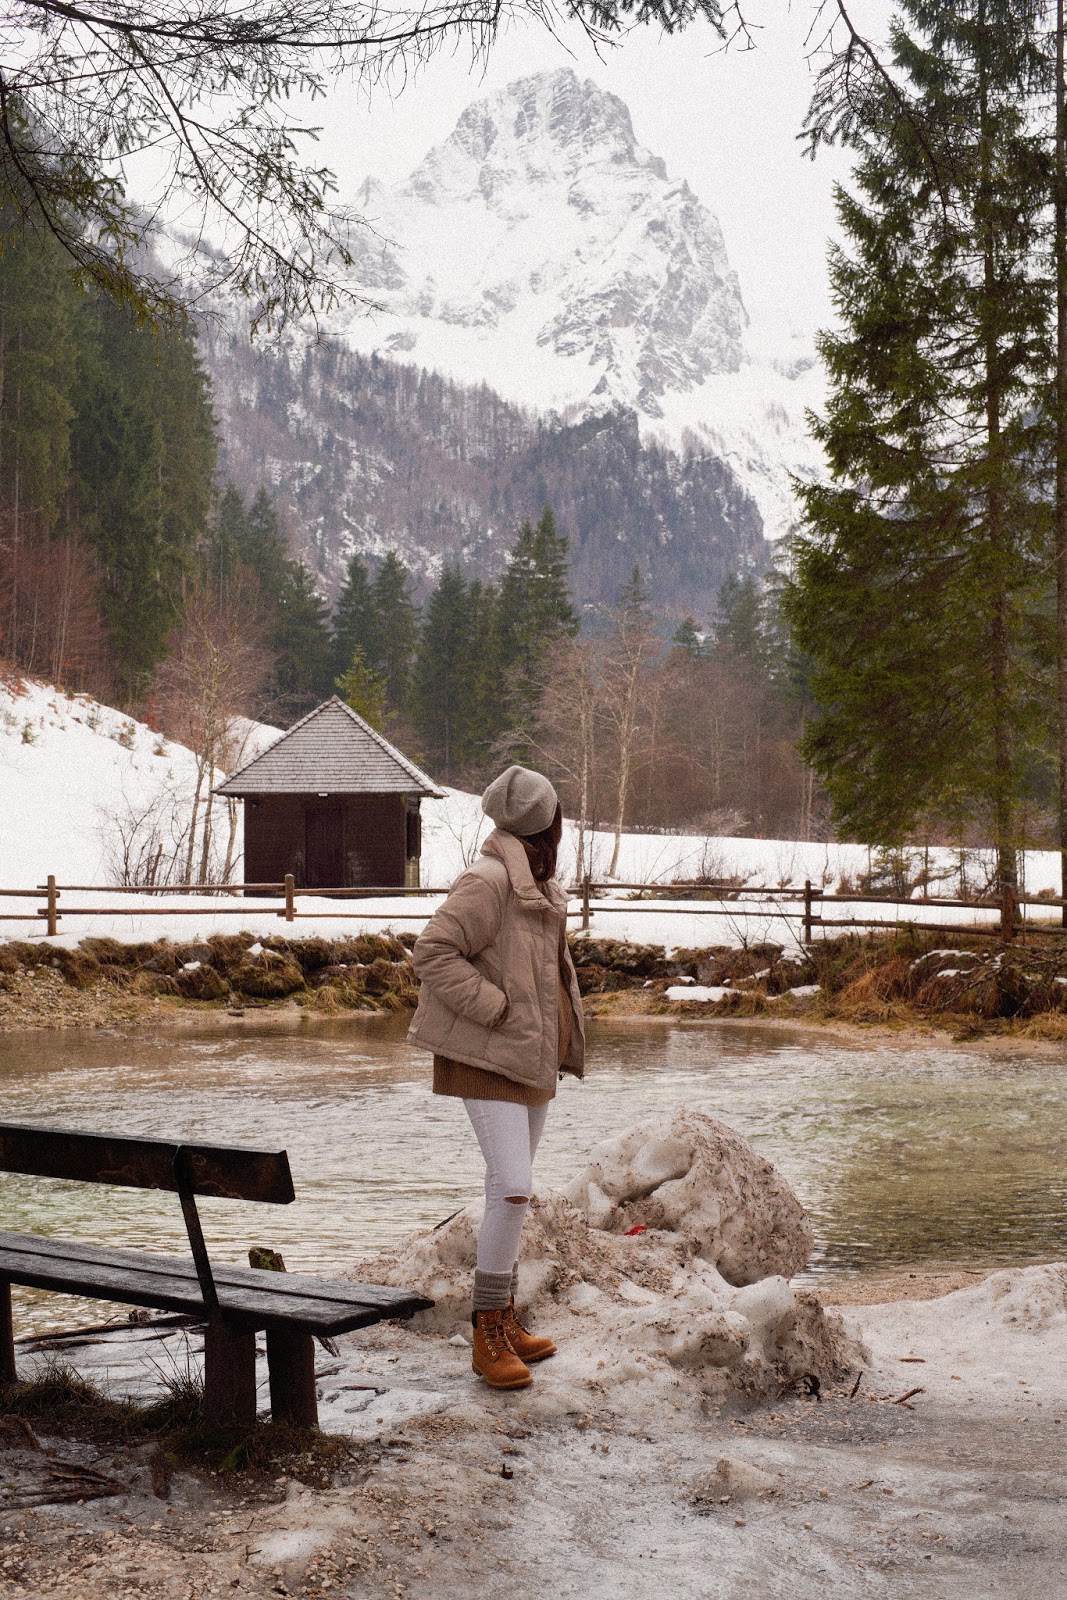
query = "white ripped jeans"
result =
(464, 1099, 549, 1274)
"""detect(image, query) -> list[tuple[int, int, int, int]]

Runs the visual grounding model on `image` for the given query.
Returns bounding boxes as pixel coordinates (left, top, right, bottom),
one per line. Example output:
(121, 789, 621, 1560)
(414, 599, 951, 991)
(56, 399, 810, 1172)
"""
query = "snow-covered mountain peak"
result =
(340, 68, 747, 418)
(406, 68, 663, 203)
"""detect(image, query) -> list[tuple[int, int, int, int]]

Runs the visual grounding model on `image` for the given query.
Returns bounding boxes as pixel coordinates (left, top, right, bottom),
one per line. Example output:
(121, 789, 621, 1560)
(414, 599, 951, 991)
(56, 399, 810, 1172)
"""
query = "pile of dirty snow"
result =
(352, 1108, 854, 1415)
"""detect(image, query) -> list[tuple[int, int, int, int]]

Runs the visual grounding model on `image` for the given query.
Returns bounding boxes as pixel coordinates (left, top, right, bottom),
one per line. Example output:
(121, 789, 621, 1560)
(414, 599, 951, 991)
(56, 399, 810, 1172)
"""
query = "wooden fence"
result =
(573, 877, 1061, 940)
(1, 874, 1063, 942)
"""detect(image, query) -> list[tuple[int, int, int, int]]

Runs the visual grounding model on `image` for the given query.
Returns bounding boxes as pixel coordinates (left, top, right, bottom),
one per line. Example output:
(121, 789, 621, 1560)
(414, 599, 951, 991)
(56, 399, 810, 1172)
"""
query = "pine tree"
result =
(70, 298, 216, 696)
(202, 483, 250, 598)
(272, 561, 335, 718)
(617, 563, 650, 619)
(714, 574, 767, 666)
(0, 213, 79, 677)
(786, 0, 1053, 894)
(410, 564, 479, 782)
(202, 484, 334, 722)
(671, 616, 706, 658)
(241, 487, 292, 604)
(0, 214, 77, 523)
(336, 648, 389, 730)
(372, 552, 419, 712)
(332, 554, 380, 683)
(466, 580, 507, 753)
(495, 504, 579, 737)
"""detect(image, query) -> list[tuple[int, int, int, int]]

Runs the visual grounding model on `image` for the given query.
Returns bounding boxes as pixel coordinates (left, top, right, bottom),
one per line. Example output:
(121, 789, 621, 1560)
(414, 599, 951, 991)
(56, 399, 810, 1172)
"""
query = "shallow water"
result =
(1, 1016, 1065, 1330)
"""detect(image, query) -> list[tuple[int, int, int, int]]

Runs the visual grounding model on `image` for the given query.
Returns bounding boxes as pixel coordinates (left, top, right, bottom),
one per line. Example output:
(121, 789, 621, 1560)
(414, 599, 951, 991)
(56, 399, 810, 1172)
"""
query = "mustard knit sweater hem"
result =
(432, 1056, 555, 1106)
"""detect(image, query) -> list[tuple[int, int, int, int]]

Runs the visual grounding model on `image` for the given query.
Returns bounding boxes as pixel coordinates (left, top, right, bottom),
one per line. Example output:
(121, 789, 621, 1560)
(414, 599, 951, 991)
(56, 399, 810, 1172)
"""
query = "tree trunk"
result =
(576, 719, 590, 884)
(221, 796, 241, 887)
(980, 25, 1017, 927)
(1056, 0, 1067, 922)
(608, 720, 630, 879)
(185, 758, 207, 884)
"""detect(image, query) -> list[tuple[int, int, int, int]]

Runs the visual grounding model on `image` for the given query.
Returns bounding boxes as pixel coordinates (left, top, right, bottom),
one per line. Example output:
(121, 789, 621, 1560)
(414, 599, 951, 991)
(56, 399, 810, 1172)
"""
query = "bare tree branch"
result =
(801, 0, 951, 219)
(0, 0, 729, 327)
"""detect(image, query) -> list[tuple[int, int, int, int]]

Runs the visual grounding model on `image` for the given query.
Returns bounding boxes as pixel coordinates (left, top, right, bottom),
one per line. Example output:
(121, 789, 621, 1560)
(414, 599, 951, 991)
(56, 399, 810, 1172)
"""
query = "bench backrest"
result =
(0, 1123, 295, 1203)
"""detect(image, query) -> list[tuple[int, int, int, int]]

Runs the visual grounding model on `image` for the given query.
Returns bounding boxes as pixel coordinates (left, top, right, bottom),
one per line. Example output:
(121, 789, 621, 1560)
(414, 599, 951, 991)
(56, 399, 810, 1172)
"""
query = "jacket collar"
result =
(482, 828, 566, 910)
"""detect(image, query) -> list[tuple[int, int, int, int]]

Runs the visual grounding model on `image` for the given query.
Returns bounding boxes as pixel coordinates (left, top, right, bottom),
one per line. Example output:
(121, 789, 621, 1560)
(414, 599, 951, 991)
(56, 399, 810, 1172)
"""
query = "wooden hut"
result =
(216, 697, 444, 891)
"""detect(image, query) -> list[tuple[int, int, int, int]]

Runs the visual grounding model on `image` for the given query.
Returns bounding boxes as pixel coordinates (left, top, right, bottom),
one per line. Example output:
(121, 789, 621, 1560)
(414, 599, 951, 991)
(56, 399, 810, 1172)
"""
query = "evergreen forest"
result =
(0, 199, 811, 849)
(206, 328, 766, 619)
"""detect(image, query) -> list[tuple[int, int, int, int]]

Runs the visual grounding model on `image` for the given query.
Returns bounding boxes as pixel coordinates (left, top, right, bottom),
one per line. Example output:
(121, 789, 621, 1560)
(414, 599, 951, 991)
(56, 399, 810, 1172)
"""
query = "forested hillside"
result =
(0, 223, 215, 699)
(205, 330, 768, 617)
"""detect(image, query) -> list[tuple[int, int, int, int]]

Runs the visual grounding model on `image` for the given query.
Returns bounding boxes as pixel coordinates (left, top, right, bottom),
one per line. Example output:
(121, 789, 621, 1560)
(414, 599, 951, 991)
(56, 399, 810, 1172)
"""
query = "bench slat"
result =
(0, 1124, 295, 1204)
(0, 1239, 429, 1335)
(0, 1232, 410, 1312)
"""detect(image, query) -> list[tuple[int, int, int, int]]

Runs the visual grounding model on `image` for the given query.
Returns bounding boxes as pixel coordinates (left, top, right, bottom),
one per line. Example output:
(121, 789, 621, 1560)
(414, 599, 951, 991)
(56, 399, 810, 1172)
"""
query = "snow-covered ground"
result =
(0, 678, 279, 890)
(1, 676, 1060, 951)
(10, 1112, 1067, 1597)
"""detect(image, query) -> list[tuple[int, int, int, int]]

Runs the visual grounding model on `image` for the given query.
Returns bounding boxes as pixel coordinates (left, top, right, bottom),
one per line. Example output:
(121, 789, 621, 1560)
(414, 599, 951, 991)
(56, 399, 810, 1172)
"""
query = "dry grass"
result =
(0, 1361, 353, 1483)
(636, 927, 1067, 1037)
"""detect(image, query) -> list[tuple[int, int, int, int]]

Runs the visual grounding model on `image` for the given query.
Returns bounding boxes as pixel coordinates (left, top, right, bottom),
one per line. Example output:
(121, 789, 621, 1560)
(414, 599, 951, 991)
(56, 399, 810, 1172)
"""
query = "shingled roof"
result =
(216, 697, 444, 798)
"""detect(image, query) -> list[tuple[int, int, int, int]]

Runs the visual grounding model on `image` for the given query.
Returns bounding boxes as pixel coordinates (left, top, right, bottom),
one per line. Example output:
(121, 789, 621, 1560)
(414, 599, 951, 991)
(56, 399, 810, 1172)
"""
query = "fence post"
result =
(802, 879, 813, 946)
(284, 874, 295, 923)
(581, 874, 591, 934)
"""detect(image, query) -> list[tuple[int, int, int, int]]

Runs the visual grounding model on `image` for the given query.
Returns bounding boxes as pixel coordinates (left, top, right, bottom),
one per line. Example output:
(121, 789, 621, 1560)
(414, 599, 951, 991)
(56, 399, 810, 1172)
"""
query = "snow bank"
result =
(422, 788, 1064, 951)
(4, 676, 1064, 952)
(422, 785, 1065, 899)
(844, 1264, 1067, 1415)
(0, 677, 279, 889)
(354, 1109, 852, 1413)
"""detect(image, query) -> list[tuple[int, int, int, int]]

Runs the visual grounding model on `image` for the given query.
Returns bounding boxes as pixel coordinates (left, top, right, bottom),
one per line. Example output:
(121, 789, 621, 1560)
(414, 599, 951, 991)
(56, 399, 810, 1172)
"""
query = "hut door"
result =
(305, 799, 344, 888)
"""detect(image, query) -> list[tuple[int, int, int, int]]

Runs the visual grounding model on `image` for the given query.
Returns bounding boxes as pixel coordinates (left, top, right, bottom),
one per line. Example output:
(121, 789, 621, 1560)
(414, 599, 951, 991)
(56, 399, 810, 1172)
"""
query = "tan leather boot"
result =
(472, 1310, 532, 1390)
(501, 1301, 557, 1363)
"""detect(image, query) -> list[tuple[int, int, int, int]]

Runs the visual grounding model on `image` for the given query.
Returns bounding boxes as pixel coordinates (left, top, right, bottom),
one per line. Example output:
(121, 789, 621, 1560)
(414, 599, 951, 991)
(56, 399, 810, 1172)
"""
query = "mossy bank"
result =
(6, 926, 1067, 1037)
(0, 932, 418, 1032)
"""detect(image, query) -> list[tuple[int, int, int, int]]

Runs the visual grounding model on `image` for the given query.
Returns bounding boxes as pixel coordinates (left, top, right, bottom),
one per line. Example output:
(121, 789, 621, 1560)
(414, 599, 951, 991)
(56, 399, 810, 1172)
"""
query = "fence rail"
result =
(0, 874, 1061, 942)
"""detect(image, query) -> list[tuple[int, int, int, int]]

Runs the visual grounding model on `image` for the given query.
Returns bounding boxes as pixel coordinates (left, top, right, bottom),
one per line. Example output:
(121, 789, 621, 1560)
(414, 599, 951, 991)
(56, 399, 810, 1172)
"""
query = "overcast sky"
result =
(295, 0, 892, 345)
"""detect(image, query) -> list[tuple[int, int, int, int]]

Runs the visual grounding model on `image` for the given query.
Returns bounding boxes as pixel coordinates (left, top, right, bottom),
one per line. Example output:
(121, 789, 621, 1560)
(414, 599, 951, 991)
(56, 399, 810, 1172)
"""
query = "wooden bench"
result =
(0, 1122, 432, 1430)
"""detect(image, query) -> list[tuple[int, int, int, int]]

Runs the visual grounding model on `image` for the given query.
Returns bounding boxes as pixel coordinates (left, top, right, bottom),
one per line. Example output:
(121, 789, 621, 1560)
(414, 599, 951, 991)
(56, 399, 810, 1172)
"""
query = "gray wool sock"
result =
(472, 1269, 513, 1315)
(510, 1262, 519, 1303)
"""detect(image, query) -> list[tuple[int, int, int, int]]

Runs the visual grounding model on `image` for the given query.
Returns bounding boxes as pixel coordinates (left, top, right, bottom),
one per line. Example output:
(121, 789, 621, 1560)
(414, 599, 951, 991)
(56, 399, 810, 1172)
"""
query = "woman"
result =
(408, 764, 585, 1390)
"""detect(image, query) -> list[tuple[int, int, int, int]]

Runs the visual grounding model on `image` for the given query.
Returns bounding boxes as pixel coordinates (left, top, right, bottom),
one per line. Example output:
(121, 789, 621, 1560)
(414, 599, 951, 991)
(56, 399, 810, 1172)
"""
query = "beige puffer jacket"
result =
(408, 829, 585, 1094)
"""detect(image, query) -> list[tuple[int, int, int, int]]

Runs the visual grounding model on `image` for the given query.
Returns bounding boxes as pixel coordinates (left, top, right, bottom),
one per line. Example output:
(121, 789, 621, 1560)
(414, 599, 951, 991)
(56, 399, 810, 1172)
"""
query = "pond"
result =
(1, 1015, 1065, 1330)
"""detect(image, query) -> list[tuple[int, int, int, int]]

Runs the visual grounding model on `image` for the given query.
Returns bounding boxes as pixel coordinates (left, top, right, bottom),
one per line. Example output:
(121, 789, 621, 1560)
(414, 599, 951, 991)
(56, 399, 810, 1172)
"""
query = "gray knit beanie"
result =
(482, 764, 558, 837)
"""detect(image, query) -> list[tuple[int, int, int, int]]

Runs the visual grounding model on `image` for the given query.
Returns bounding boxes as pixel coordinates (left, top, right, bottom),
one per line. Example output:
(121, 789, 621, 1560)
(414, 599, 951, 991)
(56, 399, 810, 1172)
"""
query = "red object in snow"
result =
(623, 1225, 647, 1236)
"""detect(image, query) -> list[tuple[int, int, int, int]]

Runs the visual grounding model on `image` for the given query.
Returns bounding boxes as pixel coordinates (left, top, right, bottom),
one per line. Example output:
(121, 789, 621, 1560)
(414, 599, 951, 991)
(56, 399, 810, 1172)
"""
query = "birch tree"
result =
(601, 566, 661, 877)
(152, 579, 273, 883)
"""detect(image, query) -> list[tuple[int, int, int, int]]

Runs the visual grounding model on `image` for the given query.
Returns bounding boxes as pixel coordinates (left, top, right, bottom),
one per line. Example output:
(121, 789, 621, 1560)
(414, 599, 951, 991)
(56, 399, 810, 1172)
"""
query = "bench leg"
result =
(266, 1328, 317, 1429)
(0, 1281, 14, 1384)
(203, 1320, 257, 1431)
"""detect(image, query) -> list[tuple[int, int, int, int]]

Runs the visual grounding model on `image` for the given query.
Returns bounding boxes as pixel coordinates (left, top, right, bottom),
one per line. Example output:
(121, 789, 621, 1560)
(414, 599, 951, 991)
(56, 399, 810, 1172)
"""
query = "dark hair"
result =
(520, 802, 563, 883)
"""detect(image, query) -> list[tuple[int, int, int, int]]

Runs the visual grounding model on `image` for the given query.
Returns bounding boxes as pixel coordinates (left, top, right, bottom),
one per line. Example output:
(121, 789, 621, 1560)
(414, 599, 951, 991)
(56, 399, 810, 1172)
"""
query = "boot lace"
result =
(479, 1315, 509, 1357)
